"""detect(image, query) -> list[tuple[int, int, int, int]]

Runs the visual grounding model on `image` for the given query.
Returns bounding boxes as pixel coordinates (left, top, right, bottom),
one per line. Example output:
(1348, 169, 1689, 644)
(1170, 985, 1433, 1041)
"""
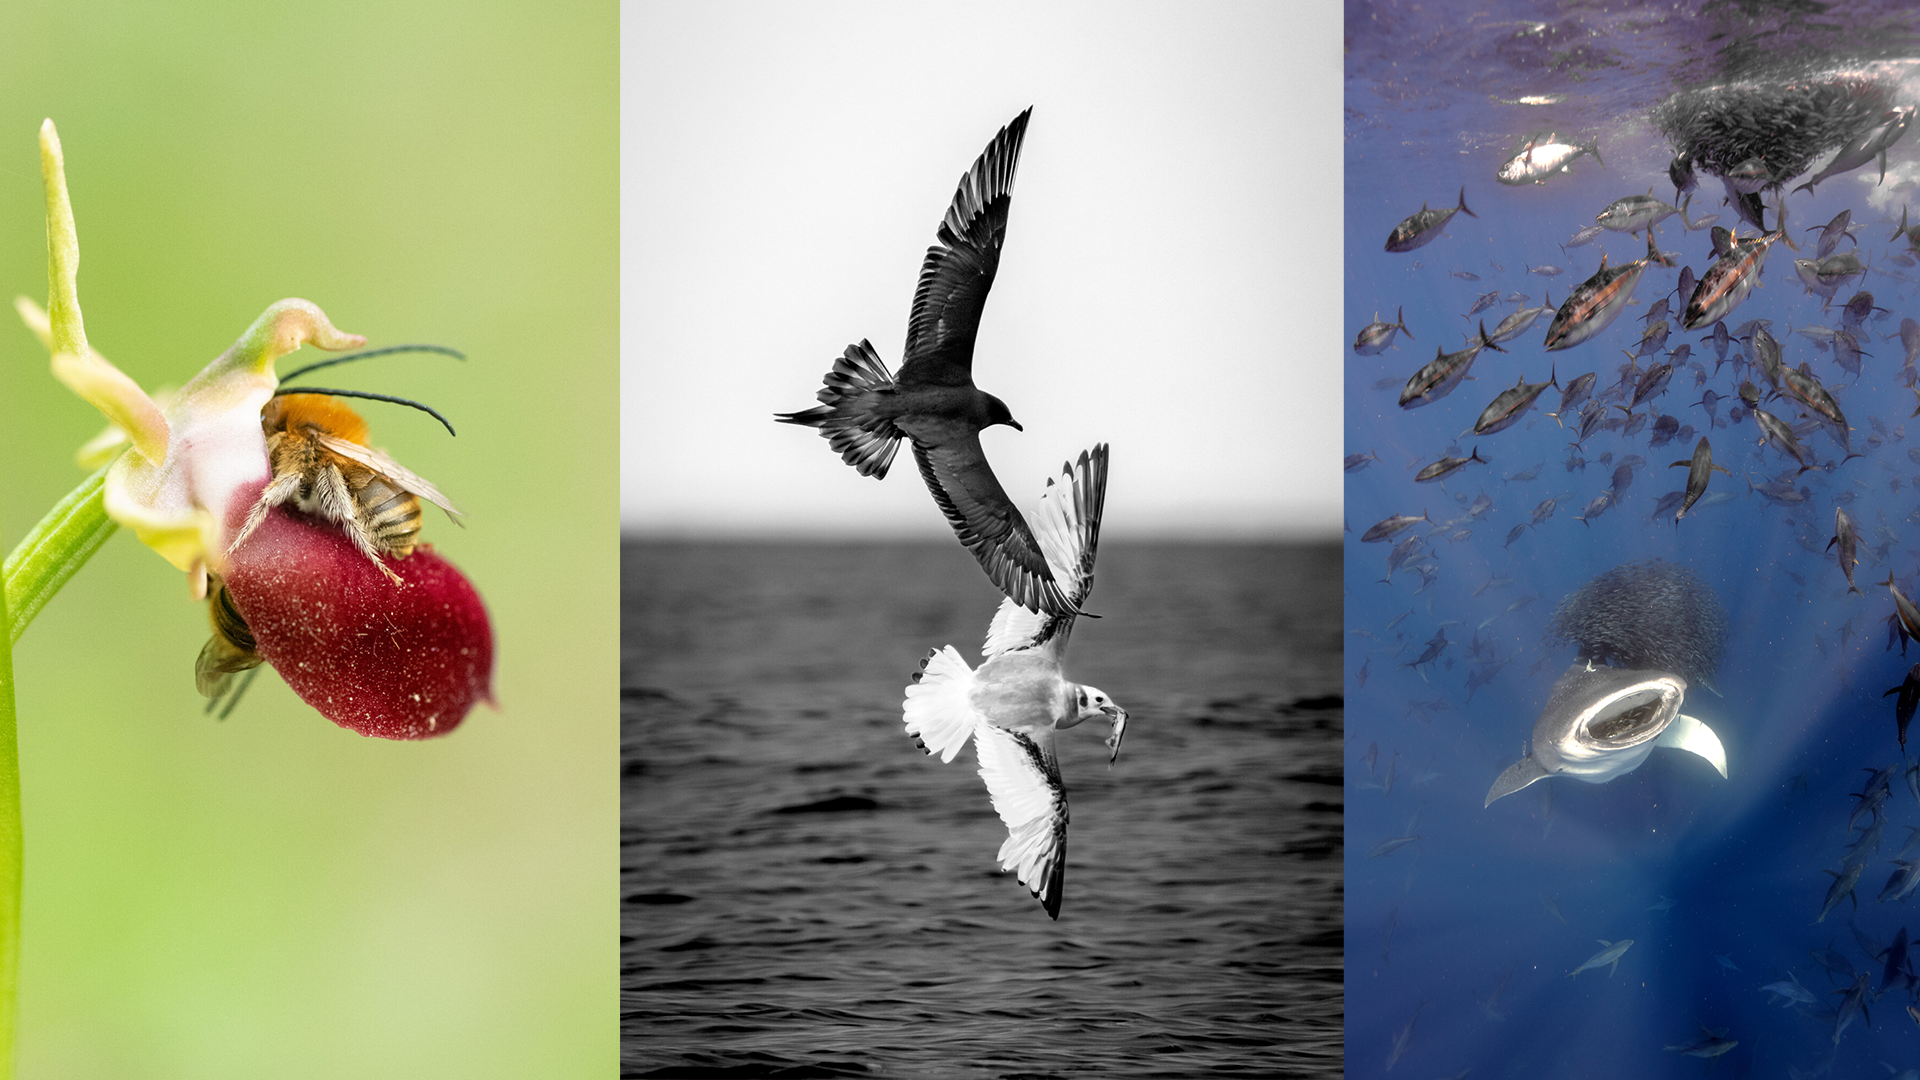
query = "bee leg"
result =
(320, 464, 403, 584)
(215, 667, 262, 721)
(225, 471, 303, 556)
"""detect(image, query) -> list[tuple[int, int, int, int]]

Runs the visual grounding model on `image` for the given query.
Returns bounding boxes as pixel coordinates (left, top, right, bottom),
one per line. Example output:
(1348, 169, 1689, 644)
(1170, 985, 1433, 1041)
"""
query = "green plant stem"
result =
(0, 500, 23, 1080)
(5, 463, 116, 646)
(0, 464, 116, 1078)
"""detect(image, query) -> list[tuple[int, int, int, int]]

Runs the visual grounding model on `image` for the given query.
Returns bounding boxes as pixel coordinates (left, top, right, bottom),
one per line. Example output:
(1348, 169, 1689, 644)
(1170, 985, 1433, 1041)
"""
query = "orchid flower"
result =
(10, 119, 493, 739)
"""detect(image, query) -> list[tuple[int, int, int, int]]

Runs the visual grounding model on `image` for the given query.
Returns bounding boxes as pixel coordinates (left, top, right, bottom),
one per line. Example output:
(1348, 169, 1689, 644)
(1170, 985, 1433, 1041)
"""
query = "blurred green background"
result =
(0, 4, 614, 1077)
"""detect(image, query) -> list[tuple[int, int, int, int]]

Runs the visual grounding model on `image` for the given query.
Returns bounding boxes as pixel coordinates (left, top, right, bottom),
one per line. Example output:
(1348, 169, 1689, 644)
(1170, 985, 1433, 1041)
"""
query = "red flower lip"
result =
(220, 479, 494, 740)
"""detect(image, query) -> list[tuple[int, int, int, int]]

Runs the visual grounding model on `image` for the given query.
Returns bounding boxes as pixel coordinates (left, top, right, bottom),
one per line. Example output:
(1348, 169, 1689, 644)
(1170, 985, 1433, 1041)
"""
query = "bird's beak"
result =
(1103, 705, 1128, 766)
(1008, 418, 1024, 432)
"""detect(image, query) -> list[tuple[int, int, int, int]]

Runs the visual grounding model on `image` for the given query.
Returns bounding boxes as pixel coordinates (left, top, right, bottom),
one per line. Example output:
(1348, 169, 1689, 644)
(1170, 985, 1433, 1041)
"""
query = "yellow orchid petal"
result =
(35, 121, 168, 463)
(27, 121, 369, 581)
(74, 425, 127, 469)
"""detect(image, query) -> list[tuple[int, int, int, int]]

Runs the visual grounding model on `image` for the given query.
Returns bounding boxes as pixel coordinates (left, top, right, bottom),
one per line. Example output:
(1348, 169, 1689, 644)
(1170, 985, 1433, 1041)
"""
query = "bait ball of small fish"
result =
(1650, 73, 1898, 181)
(1545, 559, 1729, 688)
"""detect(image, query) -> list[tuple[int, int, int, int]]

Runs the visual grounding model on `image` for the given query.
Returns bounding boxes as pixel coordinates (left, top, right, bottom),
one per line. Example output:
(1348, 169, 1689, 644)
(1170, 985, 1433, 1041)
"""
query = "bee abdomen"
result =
(196, 579, 262, 697)
(357, 476, 423, 557)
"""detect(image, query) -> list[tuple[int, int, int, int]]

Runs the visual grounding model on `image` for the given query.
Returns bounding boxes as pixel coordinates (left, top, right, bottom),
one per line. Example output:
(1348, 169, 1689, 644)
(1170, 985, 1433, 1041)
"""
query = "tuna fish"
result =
(1546, 371, 1597, 427)
(1664, 1024, 1738, 1060)
(1891, 318, 1920, 369)
(1567, 939, 1633, 978)
(1829, 507, 1863, 595)
(1414, 447, 1488, 483)
(1791, 106, 1915, 197)
(1474, 372, 1559, 436)
(1752, 407, 1814, 473)
(1487, 294, 1555, 344)
(1670, 437, 1731, 520)
(1887, 573, 1920, 654)
(1400, 322, 1506, 409)
(1353, 306, 1413, 355)
(1678, 194, 1717, 231)
(1887, 665, 1920, 751)
(1882, 857, 1920, 903)
(1817, 863, 1865, 923)
(1386, 186, 1476, 252)
(1808, 209, 1858, 260)
(1683, 226, 1791, 330)
(1563, 224, 1604, 249)
(1669, 151, 1697, 199)
(1361, 512, 1431, 544)
(1546, 232, 1674, 351)
(1497, 132, 1603, 185)
(1596, 191, 1678, 235)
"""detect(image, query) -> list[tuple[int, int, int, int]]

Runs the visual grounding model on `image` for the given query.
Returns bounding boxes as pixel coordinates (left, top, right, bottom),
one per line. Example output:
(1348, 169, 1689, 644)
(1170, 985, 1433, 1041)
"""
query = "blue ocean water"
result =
(622, 540, 1342, 1079)
(1348, 4, 1920, 1077)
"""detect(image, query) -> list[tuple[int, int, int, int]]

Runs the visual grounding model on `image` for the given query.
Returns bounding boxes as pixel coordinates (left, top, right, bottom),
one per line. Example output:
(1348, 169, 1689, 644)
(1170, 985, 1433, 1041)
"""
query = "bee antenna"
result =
(278, 344, 465, 386)
(272, 388, 458, 437)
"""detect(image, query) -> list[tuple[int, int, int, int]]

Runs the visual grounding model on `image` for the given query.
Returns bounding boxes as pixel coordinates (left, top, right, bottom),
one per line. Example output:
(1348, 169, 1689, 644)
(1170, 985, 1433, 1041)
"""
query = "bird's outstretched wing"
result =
(898, 108, 1031, 388)
(974, 721, 1068, 920)
(985, 444, 1108, 659)
(912, 437, 1072, 616)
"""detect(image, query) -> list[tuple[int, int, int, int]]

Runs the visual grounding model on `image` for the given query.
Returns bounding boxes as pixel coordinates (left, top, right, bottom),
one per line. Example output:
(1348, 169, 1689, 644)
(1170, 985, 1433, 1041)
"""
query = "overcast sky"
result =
(621, 1, 1341, 539)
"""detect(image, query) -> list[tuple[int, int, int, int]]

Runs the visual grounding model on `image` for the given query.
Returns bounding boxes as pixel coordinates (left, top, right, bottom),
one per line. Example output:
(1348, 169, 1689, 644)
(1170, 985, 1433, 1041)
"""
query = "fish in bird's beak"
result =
(1103, 705, 1128, 764)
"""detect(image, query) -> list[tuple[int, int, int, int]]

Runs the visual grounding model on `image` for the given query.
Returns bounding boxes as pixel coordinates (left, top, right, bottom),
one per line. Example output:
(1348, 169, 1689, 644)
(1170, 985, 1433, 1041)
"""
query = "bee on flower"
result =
(17, 118, 493, 740)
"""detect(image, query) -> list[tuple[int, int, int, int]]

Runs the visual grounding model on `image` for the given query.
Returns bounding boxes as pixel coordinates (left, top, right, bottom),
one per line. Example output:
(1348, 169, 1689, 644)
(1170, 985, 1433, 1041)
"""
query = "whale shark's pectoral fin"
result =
(1655, 714, 1728, 778)
(1486, 756, 1552, 807)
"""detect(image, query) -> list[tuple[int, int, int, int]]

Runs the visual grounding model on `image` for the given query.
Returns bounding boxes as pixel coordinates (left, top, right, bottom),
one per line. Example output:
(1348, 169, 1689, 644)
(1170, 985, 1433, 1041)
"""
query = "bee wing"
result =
(314, 433, 464, 520)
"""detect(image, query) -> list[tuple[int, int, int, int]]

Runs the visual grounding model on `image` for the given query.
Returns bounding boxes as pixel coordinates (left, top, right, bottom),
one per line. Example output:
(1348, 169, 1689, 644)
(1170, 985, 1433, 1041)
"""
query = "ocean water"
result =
(1348, 4, 1920, 1078)
(620, 540, 1343, 1079)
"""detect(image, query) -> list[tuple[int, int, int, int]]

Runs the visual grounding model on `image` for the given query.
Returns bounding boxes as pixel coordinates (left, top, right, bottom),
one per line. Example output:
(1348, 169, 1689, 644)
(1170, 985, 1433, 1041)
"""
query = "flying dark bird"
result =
(777, 109, 1073, 616)
(902, 446, 1124, 920)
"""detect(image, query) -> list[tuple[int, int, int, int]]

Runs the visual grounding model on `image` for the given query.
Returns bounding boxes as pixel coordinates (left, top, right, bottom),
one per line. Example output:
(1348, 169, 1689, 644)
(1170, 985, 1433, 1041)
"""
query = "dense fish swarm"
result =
(1651, 73, 1897, 183)
(1545, 559, 1728, 688)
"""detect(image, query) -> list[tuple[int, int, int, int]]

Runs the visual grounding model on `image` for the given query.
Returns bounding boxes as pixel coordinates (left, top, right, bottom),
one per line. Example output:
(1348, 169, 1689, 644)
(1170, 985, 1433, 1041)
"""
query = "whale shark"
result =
(1485, 661, 1728, 807)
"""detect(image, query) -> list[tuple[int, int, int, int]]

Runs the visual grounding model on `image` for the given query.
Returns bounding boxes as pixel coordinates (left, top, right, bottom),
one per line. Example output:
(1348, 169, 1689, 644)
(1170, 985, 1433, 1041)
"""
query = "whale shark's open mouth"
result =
(1586, 689, 1674, 744)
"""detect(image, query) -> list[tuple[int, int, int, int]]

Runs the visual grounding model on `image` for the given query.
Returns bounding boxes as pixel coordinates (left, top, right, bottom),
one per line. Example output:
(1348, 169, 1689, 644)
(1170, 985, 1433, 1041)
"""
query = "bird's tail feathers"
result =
(775, 340, 902, 478)
(902, 645, 978, 763)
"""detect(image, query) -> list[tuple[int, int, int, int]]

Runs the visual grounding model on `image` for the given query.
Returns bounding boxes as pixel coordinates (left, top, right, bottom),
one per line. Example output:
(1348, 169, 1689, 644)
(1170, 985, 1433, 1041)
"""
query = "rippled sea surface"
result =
(621, 540, 1342, 1078)
(1350, 3, 1920, 1078)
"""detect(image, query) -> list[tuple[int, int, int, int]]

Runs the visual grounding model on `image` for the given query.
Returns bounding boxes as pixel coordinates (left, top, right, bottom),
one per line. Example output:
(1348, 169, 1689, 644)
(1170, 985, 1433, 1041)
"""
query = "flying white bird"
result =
(901, 444, 1126, 919)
